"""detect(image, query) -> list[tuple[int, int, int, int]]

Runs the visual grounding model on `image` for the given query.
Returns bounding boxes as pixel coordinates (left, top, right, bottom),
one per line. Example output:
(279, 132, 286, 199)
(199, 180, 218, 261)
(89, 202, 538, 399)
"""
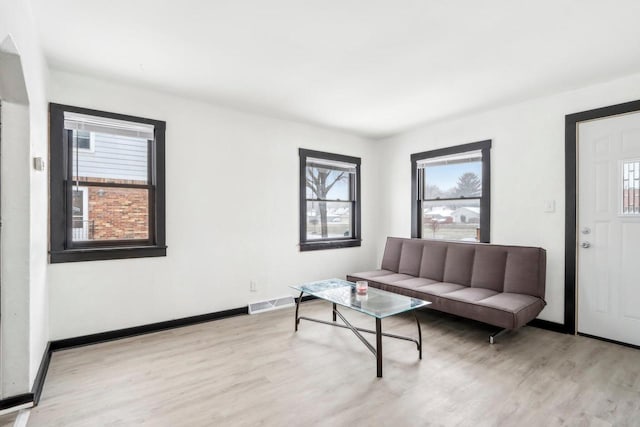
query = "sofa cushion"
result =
(477, 292, 539, 311)
(418, 242, 448, 281)
(373, 273, 416, 285)
(443, 287, 498, 302)
(381, 237, 404, 272)
(434, 297, 521, 329)
(364, 278, 431, 300)
(477, 293, 546, 329)
(503, 247, 545, 297)
(416, 282, 465, 296)
(391, 277, 438, 292)
(398, 241, 424, 276)
(347, 270, 396, 281)
(443, 244, 476, 286)
(471, 246, 508, 292)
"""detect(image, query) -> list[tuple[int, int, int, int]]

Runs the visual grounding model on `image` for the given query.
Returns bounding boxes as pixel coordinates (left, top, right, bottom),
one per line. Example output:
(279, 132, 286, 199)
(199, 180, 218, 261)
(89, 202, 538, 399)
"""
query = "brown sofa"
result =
(347, 237, 546, 341)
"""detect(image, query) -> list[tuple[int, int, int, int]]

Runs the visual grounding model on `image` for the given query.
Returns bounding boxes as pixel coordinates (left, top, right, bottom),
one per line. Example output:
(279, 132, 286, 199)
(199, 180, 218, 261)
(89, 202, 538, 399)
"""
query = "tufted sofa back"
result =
(380, 237, 546, 298)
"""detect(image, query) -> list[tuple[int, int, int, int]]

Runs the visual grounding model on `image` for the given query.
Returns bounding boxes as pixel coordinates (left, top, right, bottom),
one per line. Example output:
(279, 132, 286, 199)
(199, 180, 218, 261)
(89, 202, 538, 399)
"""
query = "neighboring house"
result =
(72, 131, 149, 241)
(452, 207, 480, 224)
(426, 206, 453, 216)
(423, 206, 454, 224)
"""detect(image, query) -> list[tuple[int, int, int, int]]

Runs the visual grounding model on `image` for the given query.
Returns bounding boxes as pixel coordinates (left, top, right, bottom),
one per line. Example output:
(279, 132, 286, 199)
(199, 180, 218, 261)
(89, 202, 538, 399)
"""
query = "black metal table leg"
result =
(414, 311, 422, 360)
(294, 291, 303, 332)
(295, 301, 422, 378)
(376, 318, 383, 378)
(332, 308, 377, 355)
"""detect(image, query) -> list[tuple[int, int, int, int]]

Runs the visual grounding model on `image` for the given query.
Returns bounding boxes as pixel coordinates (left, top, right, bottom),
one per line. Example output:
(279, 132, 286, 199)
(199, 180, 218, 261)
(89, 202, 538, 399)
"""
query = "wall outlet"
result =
(543, 200, 555, 213)
(250, 281, 257, 292)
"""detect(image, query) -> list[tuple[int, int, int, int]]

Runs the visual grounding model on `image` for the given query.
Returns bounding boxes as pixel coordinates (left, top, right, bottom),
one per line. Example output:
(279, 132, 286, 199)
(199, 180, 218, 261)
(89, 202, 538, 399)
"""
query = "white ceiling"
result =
(31, 0, 640, 138)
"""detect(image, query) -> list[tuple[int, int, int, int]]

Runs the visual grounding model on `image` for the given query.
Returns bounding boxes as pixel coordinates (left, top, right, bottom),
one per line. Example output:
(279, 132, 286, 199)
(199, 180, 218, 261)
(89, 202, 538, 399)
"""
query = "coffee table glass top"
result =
(290, 278, 430, 319)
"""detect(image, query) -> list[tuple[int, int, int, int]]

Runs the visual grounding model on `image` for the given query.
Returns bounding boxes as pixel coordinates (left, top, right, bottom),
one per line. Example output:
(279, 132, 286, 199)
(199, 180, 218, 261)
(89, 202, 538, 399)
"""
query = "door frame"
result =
(565, 99, 640, 335)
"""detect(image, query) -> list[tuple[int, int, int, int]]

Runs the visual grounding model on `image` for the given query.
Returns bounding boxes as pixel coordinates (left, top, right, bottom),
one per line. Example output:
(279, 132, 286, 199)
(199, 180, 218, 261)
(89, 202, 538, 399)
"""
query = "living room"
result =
(1, 1, 639, 425)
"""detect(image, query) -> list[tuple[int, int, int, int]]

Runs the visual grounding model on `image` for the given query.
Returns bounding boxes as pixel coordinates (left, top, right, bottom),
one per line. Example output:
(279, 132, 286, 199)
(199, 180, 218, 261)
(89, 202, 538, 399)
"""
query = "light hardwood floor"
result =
(28, 301, 640, 426)
(0, 412, 18, 427)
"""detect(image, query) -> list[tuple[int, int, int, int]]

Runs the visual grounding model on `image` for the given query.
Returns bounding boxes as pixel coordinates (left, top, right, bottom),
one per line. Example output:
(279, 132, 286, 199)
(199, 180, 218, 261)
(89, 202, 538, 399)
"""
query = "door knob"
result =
(581, 241, 591, 248)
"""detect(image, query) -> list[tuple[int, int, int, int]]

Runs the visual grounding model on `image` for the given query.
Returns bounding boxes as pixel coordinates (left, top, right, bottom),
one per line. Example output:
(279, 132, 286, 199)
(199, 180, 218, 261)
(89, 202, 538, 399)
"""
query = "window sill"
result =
(299, 239, 361, 252)
(50, 245, 167, 263)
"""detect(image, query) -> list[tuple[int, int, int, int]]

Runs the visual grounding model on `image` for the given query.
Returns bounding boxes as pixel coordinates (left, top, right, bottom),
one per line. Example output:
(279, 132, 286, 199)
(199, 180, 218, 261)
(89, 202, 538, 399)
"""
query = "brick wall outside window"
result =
(77, 177, 149, 240)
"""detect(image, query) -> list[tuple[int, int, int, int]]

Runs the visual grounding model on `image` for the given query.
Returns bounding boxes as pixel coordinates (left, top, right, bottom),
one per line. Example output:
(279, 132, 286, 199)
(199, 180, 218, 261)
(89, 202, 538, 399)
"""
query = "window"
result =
(411, 140, 491, 242)
(299, 148, 361, 251)
(49, 104, 166, 262)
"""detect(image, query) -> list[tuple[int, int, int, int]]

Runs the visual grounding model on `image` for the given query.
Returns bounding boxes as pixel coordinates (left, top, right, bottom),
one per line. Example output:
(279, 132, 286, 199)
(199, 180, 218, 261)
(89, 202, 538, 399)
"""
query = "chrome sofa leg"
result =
(489, 328, 508, 344)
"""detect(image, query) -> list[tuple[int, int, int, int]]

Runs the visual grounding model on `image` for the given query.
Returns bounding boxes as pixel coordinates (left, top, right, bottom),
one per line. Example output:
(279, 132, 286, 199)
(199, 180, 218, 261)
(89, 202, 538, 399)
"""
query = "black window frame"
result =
(299, 148, 361, 251)
(49, 103, 167, 263)
(411, 140, 491, 243)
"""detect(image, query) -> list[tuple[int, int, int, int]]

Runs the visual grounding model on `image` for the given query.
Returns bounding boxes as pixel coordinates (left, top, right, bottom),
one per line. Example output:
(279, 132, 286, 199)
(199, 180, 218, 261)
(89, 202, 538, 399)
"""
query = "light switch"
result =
(33, 157, 45, 171)
(544, 200, 555, 213)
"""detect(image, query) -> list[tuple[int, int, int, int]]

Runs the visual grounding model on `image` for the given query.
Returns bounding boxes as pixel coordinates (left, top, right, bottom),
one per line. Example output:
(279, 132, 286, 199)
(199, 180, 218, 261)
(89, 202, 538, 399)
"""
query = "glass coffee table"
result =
(290, 278, 430, 378)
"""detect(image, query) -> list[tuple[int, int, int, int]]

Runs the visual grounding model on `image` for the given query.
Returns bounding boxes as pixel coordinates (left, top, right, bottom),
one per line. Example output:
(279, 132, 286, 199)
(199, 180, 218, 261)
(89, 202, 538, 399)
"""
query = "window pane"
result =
(306, 166, 350, 200)
(71, 189, 88, 241)
(72, 190, 84, 220)
(72, 130, 148, 185)
(71, 186, 149, 242)
(306, 201, 351, 240)
(422, 199, 480, 241)
(76, 130, 91, 150)
(622, 160, 640, 214)
(424, 160, 482, 199)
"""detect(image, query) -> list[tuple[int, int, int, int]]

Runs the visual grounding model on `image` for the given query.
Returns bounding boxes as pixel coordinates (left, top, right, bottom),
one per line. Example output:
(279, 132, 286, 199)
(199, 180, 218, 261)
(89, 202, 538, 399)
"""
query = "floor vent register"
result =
(248, 296, 295, 314)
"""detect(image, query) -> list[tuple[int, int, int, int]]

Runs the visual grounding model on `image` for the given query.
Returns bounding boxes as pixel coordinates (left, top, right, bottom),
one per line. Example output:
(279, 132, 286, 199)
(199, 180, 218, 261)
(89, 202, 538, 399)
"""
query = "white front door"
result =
(578, 111, 640, 346)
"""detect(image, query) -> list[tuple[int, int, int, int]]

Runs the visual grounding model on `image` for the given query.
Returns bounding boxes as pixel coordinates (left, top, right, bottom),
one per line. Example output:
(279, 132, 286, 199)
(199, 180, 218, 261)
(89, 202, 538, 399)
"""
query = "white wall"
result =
(49, 68, 640, 335)
(0, 0, 50, 395)
(0, 102, 31, 397)
(48, 70, 380, 340)
(376, 72, 640, 324)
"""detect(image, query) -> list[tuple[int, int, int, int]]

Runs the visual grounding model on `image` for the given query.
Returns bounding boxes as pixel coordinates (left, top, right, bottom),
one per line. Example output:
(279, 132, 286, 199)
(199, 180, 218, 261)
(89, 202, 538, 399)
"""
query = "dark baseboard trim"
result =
(578, 332, 640, 350)
(0, 393, 33, 412)
(50, 306, 249, 352)
(0, 344, 50, 412)
(32, 342, 51, 405)
(527, 319, 567, 334)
